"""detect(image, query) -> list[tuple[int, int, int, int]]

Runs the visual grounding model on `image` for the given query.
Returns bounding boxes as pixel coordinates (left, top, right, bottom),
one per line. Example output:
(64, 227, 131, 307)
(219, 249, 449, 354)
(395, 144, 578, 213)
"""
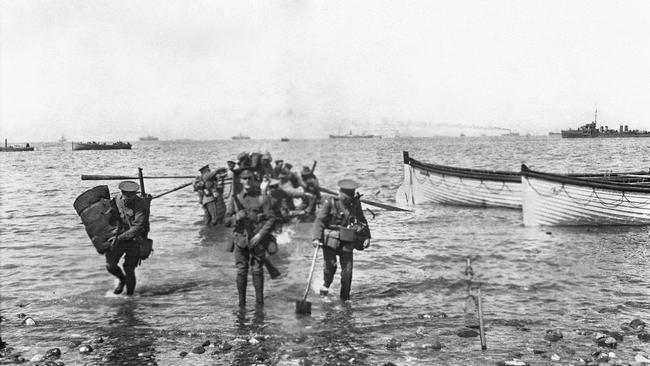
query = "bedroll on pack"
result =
(73, 185, 118, 254)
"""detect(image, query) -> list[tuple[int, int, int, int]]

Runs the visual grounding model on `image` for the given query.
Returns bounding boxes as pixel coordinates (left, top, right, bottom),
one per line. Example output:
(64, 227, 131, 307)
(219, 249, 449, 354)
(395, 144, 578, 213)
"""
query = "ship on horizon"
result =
(139, 135, 159, 141)
(72, 141, 132, 151)
(231, 134, 251, 140)
(1, 139, 34, 152)
(561, 110, 650, 138)
(329, 130, 376, 139)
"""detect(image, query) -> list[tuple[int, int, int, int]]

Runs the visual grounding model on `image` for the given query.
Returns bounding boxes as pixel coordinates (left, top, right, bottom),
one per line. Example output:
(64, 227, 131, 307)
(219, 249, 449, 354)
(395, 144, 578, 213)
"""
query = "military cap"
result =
(262, 151, 272, 161)
(237, 151, 249, 161)
(199, 164, 210, 172)
(301, 166, 311, 176)
(275, 159, 284, 164)
(118, 180, 140, 193)
(337, 179, 359, 190)
(284, 163, 293, 170)
(227, 160, 236, 165)
(239, 169, 254, 179)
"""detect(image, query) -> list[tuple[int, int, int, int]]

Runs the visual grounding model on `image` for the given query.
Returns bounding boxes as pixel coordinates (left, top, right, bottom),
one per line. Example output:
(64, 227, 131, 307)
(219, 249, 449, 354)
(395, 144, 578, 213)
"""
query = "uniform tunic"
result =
(106, 193, 149, 267)
(225, 189, 277, 276)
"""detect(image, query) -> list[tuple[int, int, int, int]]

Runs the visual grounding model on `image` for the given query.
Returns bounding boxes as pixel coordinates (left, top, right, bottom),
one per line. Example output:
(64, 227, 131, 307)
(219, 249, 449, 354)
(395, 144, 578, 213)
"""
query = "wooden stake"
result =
(477, 288, 487, 350)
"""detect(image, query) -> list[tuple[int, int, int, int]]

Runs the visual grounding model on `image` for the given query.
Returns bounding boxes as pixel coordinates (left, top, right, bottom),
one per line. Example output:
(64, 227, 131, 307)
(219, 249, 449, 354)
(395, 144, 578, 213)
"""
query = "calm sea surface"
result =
(1, 137, 649, 365)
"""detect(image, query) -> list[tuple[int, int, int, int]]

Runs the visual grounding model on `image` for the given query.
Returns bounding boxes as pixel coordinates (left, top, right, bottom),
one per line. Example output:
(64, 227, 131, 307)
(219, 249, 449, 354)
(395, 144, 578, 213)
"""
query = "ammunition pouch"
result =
(232, 232, 249, 249)
(251, 242, 266, 257)
(139, 238, 154, 260)
(350, 223, 369, 251)
(339, 227, 356, 242)
(263, 235, 278, 255)
(324, 229, 341, 250)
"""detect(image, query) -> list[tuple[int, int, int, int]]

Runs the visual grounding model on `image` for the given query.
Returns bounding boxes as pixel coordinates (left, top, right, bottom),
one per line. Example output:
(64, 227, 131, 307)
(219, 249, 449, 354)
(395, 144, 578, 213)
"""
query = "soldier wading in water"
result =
(225, 169, 278, 307)
(312, 179, 370, 301)
(106, 181, 151, 295)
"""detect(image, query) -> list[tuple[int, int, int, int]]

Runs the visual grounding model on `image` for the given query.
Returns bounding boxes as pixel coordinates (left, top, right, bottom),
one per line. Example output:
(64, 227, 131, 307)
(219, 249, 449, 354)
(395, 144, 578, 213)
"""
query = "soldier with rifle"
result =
(224, 169, 279, 307)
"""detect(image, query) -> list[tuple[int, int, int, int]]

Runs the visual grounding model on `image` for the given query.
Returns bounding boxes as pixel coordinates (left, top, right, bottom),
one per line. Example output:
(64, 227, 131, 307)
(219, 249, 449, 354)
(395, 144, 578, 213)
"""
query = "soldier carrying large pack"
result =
(73, 180, 152, 296)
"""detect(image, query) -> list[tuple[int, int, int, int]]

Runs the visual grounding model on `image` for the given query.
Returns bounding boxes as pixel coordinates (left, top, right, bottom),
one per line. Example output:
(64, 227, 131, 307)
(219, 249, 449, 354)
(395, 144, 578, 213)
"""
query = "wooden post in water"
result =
(477, 288, 487, 350)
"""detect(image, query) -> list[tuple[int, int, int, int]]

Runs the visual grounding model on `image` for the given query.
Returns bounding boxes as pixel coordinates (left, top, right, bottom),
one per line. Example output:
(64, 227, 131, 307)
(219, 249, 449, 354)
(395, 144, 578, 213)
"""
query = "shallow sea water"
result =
(1, 136, 649, 365)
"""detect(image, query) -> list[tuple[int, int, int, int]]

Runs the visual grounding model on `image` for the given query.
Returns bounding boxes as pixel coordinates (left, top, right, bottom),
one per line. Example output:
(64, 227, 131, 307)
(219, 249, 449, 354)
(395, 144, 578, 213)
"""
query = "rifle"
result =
(138, 168, 153, 260)
(231, 194, 281, 279)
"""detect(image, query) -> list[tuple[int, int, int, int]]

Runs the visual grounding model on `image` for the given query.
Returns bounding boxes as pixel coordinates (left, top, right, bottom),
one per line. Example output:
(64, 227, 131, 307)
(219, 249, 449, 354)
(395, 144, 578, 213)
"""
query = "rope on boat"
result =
(478, 179, 513, 194)
(526, 176, 650, 209)
(621, 191, 650, 208)
(560, 184, 597, 207)
(523, 177, 562, 198)
(590, 188, 626, 208)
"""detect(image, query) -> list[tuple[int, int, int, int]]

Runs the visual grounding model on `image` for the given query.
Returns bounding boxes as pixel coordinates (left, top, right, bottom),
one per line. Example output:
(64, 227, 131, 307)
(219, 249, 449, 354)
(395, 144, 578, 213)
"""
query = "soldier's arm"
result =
(117, 200, 147, 242)
(281, 184, 305, 198)
(311, 198, 330, 242)
(256, 195, 278, 237)
(224, 195, 237, 227)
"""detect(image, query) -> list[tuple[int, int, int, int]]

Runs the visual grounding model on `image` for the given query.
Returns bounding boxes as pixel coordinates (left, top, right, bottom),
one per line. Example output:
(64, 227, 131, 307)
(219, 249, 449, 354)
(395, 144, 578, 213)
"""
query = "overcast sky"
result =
(2, 0, 650, 141)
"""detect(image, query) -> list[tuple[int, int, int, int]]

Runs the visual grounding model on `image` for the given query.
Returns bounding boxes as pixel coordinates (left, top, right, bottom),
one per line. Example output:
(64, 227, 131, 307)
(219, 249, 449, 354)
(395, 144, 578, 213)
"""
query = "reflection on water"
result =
(102, 300, 158, 366)
(1, 138, 649, 365)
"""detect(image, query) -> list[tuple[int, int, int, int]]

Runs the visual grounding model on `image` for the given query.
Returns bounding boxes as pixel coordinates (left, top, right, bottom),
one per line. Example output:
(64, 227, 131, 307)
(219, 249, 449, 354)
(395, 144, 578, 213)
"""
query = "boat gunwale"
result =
(404, 152, 521, 183)
(521, 164, 650, 193)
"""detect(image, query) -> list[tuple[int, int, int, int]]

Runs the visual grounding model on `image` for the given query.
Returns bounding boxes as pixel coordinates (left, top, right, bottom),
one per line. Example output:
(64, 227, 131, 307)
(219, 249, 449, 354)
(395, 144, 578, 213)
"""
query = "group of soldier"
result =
(192, 151, 321, 227)
(101, 150, 371, 308)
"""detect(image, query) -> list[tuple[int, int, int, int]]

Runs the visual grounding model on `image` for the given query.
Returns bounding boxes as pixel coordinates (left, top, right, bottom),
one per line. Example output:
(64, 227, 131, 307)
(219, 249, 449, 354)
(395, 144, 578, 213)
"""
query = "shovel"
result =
(295, 245, 320, 314)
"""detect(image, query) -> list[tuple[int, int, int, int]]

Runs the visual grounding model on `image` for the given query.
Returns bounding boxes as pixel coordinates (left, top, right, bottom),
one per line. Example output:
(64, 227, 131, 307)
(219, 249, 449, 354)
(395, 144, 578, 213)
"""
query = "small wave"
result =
(623, 300, 650, 310)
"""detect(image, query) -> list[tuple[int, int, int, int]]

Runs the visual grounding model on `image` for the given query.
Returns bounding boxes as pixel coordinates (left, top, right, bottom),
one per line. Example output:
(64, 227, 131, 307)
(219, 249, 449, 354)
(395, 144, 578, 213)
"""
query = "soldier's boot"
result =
(124, 266, 136, 296)
(252, 274, 264, 305)
(106, 264, 126, 294)
(237, 275, 247, 307)
(319, 285, 329, 296)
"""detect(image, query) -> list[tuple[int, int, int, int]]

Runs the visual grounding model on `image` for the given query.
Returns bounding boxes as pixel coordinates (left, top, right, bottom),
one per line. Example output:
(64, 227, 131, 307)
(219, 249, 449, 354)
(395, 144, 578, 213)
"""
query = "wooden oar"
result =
(82, 174, 233, 183)
(151, 182, 194, 199)
(82, 174, 199, 180)
(320, 187, 411, 212)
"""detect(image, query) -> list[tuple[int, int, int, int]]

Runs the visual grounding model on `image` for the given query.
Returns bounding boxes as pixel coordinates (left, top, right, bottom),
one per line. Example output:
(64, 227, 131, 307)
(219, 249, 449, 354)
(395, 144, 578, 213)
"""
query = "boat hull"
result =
(521, 166, 650, 226)
(329, 135, 375, 138)
(72, 142, 131, 151)
(561, 130, 650, 138)
(395, 152, 522, 209)
(0, 147, 34, 152)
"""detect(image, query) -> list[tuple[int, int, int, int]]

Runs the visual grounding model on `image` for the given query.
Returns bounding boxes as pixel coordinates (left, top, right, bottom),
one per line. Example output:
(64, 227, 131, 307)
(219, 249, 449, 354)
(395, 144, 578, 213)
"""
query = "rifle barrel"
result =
(320, 187, 411, 212)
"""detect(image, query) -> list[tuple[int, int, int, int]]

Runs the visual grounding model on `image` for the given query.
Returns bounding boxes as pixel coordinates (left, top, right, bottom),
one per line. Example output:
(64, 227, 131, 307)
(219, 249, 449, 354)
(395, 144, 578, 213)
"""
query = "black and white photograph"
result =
(1, 1, 649, 365)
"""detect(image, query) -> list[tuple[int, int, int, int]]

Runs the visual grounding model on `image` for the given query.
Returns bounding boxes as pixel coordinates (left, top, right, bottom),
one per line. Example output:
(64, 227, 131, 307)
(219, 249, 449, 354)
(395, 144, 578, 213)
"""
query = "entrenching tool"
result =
(295, 245, 320, 314)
